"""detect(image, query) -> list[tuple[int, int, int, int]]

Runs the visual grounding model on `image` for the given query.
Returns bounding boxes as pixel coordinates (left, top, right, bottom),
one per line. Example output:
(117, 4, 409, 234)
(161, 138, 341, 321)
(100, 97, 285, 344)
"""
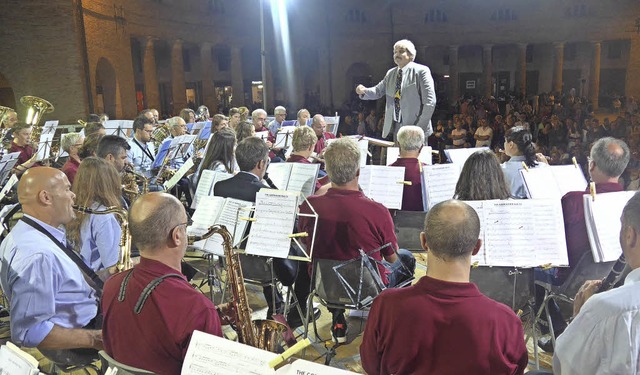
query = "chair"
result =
(470, 266, 533, 311)
(391, 210, 426, 251)
(99, 350, 157, 375)
(40, 348, 100, 375)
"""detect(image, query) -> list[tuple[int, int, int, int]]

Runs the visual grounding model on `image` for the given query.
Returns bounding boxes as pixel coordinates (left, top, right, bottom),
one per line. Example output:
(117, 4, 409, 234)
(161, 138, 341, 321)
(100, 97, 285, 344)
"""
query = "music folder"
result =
(584, 191, 636, 263)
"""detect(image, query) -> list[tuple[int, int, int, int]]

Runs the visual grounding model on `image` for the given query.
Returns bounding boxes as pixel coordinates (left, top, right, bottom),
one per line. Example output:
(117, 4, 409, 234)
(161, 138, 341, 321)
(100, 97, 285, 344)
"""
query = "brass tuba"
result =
(189, 225, 287, 351)
(72, 205, 133, 272)
(195, 105, 210, 122)
(20, 96, 54, 144)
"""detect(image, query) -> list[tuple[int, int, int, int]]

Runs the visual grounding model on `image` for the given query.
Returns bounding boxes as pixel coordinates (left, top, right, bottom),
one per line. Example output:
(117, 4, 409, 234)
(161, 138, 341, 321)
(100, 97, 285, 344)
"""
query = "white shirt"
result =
(127, 137, 156, 178)
(553, 268, 640, 375)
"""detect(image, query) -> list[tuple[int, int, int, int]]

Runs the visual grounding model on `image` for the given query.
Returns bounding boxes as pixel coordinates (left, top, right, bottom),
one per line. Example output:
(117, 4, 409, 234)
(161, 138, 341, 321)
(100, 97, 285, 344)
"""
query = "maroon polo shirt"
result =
(559, 182, 623, 281)
(360, 276, 528, 375)
(102, 258, 222, 375)
(61, 157, 80, 184)
(389, 157, 425, 211)
(298, 188, 396, 284)
(313, 131, 336, 155)
(286, 154, 322, 192)
(8, 142, 35, 165)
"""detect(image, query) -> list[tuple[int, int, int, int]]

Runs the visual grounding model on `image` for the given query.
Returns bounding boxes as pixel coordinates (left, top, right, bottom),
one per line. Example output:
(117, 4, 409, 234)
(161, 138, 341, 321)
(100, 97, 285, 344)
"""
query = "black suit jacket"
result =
(213, 172, 268, 202)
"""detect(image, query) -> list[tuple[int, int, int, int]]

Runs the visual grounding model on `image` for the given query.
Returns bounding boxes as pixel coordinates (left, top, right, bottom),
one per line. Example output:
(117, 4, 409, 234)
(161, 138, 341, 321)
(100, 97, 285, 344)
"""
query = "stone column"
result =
(230, 46, 244, 107)
(171, 39, 187, 113)
(200, 42, 217, 113)
(142, 37, 160, 110)
(552, 42, 565, 94)
(627, 37, 640, 101)
(517, 43, 527, 97)
(448, 45, 459, 104)
(483, 44, 493, 97)
(589, 41, 601, 111)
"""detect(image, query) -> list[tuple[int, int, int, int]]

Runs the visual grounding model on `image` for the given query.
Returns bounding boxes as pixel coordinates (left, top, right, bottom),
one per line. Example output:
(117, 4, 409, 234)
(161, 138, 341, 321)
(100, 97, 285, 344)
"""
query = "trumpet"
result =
(73, 205, 133, 272)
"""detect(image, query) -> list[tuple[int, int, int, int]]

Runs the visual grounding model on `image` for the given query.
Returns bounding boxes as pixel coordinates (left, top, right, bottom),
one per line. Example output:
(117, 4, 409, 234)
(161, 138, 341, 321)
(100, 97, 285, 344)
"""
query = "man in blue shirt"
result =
(0, 167, 102, 351)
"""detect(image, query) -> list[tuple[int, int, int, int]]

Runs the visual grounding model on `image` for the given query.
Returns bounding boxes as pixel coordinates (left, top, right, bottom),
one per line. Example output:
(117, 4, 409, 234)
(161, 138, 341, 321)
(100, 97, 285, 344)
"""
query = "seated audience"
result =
(102, 192, 227, 374)
(360, 200, 528, 375)
(454, 150, 511, 200)
(66, 157, 123, 278)
(60, 132, 84, 184)
(0, 167, 102, 351)
(553, 191, 640, 375)
(389, 126, 426, 211)
(298, 138, 416, 343)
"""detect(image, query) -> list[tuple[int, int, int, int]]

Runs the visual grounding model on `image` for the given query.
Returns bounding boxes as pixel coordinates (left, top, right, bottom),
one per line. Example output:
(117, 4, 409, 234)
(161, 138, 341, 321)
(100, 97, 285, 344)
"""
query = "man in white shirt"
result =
(553, 190, 640, 374)
(127, 116, 156, 178)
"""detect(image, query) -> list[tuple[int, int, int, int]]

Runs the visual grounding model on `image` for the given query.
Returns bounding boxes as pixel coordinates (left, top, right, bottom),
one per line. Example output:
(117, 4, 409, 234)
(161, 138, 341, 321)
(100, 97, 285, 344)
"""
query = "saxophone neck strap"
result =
(20, 216, 104, 294)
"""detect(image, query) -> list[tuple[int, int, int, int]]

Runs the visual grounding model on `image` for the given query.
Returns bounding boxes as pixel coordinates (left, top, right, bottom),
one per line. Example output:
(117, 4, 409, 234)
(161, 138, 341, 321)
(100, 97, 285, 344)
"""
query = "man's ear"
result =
(472, 239, 482, 256)
(106, 154, 115, 162)
(170, 225, 182, 247)
(420, 232, 428, 252)
(38, 189, 52, 206)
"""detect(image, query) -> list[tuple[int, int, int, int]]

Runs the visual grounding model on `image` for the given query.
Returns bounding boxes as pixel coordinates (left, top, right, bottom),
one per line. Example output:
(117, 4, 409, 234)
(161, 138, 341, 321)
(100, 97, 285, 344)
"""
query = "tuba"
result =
(73, 205, 133, 272)
(189, 225, 287, 351)
(195, 105, 210, 122)
(21, 96, 54, 143)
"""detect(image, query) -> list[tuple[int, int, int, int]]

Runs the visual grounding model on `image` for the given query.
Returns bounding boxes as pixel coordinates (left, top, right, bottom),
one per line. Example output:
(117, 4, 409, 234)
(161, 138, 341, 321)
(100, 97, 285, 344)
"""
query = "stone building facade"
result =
(0, 0, 638, 122)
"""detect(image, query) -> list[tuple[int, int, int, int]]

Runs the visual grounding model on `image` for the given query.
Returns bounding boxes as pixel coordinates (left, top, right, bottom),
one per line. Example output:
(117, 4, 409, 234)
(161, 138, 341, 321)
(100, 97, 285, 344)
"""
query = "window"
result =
(490, 8, 517, 21)
(424, 9, 448, 23)
(214, 46, 231, 72)
(346, 9, 366, 23)
(182, 49, 191, 72)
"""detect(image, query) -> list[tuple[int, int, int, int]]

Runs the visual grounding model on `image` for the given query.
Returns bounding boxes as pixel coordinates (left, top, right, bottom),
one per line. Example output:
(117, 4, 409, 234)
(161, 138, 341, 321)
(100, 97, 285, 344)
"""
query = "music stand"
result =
(0, 152, 20, 186)
(103, 120, 133, 138)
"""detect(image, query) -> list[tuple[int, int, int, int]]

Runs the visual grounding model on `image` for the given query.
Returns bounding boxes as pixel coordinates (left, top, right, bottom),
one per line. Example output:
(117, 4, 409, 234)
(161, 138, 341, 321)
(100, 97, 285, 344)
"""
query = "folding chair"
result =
(529, 252, 616, 366)
(99, 350, 157, 375)
(40, 348, 100, 375)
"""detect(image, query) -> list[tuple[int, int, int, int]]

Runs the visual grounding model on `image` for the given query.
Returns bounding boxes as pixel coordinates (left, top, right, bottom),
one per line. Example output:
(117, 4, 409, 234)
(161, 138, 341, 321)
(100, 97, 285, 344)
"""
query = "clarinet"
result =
(263, 173, 278, 189)
(597, 254, 628, 293)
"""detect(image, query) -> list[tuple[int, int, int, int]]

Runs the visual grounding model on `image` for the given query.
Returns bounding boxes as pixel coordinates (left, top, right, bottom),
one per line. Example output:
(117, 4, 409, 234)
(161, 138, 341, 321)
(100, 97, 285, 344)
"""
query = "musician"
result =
(356, 39, 436, 141)
(228, 107, 242, 131)
(360, 200, 528, 375)
(389, 125, 426, 211)
(97, 135, 131, 174)
(127, 116, 156, 178)
(211, 113, 229, 133)
(60, 132, 84, 184)
(553, 191, 640, 375)
(196, 128, 238, 186)
(66, 158, 122, 277)
(252, 109, 280, 162)
(268, 106, 287, 136)
(298, 138, 416, 343)
(83, 122, 106, 138)
(454, 150, 511, 200)
(150, 108, 160, 123)
(311, 114, 335, 156)
(78, 133, 104, 160)
(236, 120, 256, 143)
(156, 116, 192, 205)
(9, 123, 39, 176)
(1, 109, 18, 146)
(502, 125, 547, 198)
(286, 126, 327, 192)
(0, 167, 102, 350)
(139, 108, 157, 125)
(102, 192, 226, 374)
(179, 108, 196, 124)
(296, 108, 310, 126)
(537, 137, 631, 351)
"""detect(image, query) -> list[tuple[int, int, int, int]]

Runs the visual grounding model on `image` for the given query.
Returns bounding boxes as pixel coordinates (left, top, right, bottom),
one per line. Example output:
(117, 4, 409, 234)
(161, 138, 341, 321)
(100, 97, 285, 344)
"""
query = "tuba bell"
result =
(21, 96, 54, 144)
(195, 105, 210, 122)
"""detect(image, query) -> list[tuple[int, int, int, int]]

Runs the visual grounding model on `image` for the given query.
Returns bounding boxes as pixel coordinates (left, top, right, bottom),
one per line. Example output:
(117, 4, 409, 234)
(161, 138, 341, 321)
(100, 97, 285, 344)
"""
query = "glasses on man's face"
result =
(171, 216, 194, 232)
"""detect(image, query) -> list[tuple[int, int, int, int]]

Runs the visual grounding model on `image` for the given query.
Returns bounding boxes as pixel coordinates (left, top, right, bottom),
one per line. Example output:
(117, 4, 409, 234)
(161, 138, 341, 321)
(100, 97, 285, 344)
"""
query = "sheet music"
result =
(288, 163, 319, 197)
(163, 158, 194, 190)
(324, 116, 340, 135)
(188, 196, 225, 250)
(521, 165, 588, 199)
(41, 120, 59, 136)
(361, 166, 405, 209)
(275, 359, 358, 374)
(103, 120, 133, 137)
(386, 146, 433, 165)
(584, 191, 635, 262)
(266, 163, 291, 191)
(190, 121, 206, 135)
(182, 330, 277, 375)
(551, 165, 588, 197)
(359, 166, 372, 196)
(465, 200, 487, 266)
(357, 139, 369, 167)
(0, 175, 18, 202)
(245, 190, 296, 258)
(35, 133, 54, 161)
(423, 164, 461, 209)
(444, 147, 489, 165)
(274, 127, 295, 149)
(480, 200, 568, 267)
(0, 342, 39, 375)
(192, 170, 216, 209)
(202, 198, 253, 255)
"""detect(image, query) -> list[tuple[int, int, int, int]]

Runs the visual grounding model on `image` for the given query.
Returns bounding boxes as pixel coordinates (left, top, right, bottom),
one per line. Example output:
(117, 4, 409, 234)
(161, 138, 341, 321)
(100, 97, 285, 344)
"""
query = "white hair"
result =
(394, 39, 416, 61)
(274, 106, 286, 115)
(397, 126, 425, 151)
(251, 108, 267, 120)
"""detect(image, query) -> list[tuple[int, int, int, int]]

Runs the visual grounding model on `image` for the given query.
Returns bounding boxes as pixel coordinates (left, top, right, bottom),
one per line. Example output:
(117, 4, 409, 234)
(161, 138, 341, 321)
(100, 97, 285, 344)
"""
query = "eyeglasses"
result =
(171, 217, 194, 232)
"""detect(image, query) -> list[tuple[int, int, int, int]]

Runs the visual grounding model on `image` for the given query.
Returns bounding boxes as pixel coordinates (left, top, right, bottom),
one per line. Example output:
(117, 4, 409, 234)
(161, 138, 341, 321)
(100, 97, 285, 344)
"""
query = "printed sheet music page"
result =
(245, 189, 297, 258)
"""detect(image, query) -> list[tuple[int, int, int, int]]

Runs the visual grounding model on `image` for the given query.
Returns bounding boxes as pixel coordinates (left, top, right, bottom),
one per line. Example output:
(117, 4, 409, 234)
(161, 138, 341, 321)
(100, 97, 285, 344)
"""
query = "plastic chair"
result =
(98, 350, 157, 375)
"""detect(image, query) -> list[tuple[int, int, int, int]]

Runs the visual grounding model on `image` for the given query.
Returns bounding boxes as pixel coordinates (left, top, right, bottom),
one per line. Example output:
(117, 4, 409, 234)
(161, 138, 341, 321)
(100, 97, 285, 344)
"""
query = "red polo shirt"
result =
(286, 154, 323, 192)
(361, 276, 528, 375)
(9, 142, 35, 165)
(61, 157, 80, 184)
(389, 158, 425, 211)
(298, 188, 396, 284)
(102, 258, 222, 375)
(313, 131, 336, 154)
(559, 182, 623, 281)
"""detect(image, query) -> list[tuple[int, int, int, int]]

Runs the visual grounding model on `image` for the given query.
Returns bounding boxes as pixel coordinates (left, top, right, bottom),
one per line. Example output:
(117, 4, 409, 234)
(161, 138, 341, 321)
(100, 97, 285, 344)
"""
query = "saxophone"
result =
(122, 165, 149, 202)
(73, 205, 133, 272)
(189, 225, 287, 351)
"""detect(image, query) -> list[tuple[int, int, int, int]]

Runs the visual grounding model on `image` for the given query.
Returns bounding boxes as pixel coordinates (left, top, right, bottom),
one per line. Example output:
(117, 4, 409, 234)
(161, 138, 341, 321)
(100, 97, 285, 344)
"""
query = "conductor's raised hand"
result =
(355, 85, 366, 95)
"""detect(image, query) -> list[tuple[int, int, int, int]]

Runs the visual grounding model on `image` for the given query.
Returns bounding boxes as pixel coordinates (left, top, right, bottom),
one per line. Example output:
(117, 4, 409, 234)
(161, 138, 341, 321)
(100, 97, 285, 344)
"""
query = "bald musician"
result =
(102, 193, 227, 374)
(389, 125, 426, 211)
(360, 200, 528, 375)
(311, 114, 336, 158)
(0, 167, 102, 351)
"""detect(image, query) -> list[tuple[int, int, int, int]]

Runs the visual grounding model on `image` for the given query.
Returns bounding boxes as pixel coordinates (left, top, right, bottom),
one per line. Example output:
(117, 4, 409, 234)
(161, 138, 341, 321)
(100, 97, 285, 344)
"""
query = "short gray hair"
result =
(324, 138, 360, 185)
(590, 137, 630, 178)
(292, 126, 317, 152)
(61, 132, 83, 153)
(252, 108, 267, 120)
(394, 39, 417, 61)
(424, 200, 480, 260)
(129, 193, 184, 251)
(274, 106, 286, 115)
(166, 116, 183, 128)
(397, 126, 424, 151)
(236, 137, 269, 172)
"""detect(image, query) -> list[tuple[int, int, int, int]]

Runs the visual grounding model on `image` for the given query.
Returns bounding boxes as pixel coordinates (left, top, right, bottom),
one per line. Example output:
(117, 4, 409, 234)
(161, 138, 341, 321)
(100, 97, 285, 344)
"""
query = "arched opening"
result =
(95, 57, 117, 118)
(0, 72, 16, 109)
(345, 62, 373, 102)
